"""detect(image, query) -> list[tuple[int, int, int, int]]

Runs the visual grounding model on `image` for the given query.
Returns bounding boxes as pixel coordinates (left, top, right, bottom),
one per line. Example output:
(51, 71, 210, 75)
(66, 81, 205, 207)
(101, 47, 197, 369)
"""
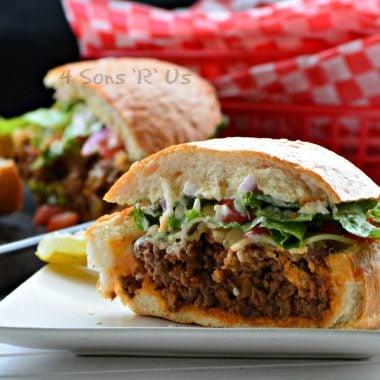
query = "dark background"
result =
(0, 0, 196, 117)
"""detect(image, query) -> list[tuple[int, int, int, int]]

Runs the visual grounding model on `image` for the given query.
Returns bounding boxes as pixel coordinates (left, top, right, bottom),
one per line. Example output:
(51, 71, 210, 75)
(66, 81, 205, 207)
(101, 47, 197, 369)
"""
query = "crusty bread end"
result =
(0, 159, 23, 214)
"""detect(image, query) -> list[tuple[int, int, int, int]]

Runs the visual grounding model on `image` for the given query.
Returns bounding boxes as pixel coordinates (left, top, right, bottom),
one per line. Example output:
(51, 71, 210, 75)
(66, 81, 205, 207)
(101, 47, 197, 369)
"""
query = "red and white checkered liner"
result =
(63, 0, 380, 106)
(215, 34, 380, 106)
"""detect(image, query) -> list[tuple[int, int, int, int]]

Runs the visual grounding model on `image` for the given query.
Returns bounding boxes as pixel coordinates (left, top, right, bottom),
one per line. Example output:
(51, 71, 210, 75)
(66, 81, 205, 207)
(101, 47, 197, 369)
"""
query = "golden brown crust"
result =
(106, 138, 380, 206)
(0, 159, 23, 214)
(44, 58, 222, 161)
(344, 243, 380, 329)
(112, 242, 380, 329)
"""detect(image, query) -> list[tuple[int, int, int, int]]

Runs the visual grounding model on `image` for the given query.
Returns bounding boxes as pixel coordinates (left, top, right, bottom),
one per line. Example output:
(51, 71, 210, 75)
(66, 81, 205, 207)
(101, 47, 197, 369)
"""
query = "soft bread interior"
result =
(88, 137, 380, 328)
(87, 208, 143, 298)
(105, 138, 380, 207)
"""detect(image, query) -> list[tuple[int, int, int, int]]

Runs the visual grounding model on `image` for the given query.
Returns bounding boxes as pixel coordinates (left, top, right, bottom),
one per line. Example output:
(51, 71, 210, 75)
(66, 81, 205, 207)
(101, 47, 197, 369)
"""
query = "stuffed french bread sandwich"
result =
(0, 58, 222, 225)
(87, 137, 380, 329)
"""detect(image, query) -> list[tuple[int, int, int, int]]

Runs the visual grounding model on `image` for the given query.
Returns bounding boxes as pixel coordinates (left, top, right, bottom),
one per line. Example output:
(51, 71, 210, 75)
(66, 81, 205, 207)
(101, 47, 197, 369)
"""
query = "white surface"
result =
(1, 265, 380, 358)
(2, 343, 380, 380)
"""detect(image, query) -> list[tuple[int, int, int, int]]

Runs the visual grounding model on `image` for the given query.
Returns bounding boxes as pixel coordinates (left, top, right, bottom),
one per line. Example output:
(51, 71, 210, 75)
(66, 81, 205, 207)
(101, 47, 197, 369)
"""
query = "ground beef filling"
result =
(16, 141, 128, 220)
(122, 234, 332, 321)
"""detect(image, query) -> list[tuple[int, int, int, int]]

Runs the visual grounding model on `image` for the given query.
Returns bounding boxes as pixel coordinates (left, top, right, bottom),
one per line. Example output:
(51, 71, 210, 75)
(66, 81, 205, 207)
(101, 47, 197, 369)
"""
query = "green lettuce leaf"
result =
(333, 200, 380, 239)
(0, 116, 27, 134)
(32, 105, 103, 169)
(242, 191, 299, 210)
(256, 205, 315, 222)
(22, 108, 70, 130)
(368, 203, 380, 223)
(168, 215, 182, 230)
(1, 107, 72, 135)
(185, 209, 203, 222)
(258, 218, 307, 248)
(212, 218, 261, 233)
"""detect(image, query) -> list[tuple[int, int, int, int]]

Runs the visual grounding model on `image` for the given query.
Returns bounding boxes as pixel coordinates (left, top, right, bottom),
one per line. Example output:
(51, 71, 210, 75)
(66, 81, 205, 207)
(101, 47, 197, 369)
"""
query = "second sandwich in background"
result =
(0, 58, 223, 228)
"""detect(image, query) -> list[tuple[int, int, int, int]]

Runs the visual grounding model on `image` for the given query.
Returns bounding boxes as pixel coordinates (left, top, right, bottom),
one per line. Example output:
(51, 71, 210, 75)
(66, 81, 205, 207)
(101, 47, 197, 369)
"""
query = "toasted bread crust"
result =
(0, 159, 23, 214)
(106, 138, 380, 206)
(44, 58, 222, 161)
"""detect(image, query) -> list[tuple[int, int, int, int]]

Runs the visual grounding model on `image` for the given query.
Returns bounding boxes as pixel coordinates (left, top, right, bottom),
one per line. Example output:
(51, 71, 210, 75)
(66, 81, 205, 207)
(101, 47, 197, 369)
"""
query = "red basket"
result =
(81, 48, 380, 184)
(83, 47, 325, 81)
(220, 100, 380, 183)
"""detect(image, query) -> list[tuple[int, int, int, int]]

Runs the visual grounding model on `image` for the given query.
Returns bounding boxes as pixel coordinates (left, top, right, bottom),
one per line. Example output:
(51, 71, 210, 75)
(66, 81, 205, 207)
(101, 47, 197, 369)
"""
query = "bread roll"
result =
(45, 58, 222, 161)
(0, 159, 23, 214)
(87, 138, 380, 329)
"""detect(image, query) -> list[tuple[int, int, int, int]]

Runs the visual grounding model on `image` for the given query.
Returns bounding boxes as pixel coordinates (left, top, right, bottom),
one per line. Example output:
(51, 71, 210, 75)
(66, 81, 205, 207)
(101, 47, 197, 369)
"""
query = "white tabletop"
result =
(2, 343, 380, 380)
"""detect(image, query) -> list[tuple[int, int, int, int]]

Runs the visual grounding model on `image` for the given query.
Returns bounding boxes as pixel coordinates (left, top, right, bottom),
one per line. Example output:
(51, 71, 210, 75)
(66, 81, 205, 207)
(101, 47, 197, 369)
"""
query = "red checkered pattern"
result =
(215, 34, 380, 106)
(63, 0, 380, 106)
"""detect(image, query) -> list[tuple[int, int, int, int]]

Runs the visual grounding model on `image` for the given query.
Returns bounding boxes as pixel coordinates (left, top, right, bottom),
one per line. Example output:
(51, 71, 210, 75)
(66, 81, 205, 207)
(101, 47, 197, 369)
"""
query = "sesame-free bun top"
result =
(105, 137, 380, 206)
(44, 58, 222, 161)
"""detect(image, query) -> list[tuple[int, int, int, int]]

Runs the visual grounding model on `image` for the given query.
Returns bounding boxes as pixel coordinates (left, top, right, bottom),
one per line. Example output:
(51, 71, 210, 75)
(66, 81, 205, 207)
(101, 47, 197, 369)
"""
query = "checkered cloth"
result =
(63, 0, 380, 106)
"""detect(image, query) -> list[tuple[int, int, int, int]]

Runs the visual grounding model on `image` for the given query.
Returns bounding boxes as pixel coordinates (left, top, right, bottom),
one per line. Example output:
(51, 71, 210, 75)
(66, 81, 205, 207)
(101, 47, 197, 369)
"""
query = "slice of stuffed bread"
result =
(87, 137, 380, 329)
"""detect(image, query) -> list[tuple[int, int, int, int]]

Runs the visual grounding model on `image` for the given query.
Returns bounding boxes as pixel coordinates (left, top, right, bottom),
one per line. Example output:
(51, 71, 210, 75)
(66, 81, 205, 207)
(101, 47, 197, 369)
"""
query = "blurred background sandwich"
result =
(0, 58, 223, 229)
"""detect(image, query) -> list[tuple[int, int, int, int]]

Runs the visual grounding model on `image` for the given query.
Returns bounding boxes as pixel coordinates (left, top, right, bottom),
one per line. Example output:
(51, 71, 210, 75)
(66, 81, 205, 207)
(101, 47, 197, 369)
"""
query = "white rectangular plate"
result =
(1, 264, 380, 358)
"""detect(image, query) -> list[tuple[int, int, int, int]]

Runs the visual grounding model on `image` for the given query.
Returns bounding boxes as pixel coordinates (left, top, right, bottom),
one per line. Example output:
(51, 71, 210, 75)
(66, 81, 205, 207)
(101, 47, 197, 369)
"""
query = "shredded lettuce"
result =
(256, 205, 315, 222)
(132, 191, 380, 249)
(168, 215, 182, 230)
(31, 104, 103, 169)
(213, 218, 260, 232)
(0, 116, 27, 134)
(185, 209, 203, 222)
(243, 192, 299, 209)
(22, 108, 70, 130)
(0, 107, 71, 136)
(130, 203, 150, 232)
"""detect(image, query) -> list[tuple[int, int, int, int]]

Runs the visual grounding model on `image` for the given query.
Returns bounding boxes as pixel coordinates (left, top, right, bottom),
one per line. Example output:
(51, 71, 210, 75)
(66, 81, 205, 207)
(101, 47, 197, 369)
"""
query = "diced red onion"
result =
(159, 199, 167, 211)
(81, 129, 111, 156)
(238, 175, 257, 194)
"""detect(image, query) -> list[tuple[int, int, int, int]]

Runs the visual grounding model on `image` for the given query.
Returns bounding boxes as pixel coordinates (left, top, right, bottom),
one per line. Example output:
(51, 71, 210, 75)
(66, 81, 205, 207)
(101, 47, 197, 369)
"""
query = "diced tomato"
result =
(251, 226, 268, 235)
(344, 232, 375, 244)
(245, 226, 269, 238)
(33, 204, 63, 226)
(46, 211, 79, 232)
(97, 140, 124, 159)
(319, 221, 374, 243)
(82, 129, 124, 160)
(368, 218, 380, 227)
(219, 199, 247, 224)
